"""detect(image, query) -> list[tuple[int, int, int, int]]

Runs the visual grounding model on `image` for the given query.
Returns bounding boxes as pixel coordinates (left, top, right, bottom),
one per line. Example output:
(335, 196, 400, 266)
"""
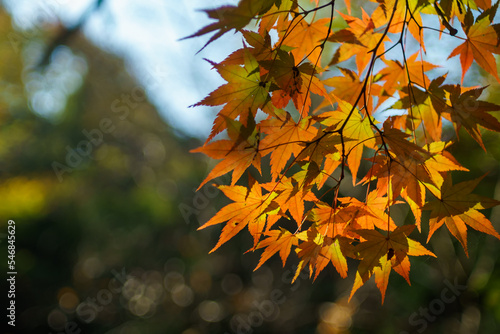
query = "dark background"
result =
(1, 3, 500, 334)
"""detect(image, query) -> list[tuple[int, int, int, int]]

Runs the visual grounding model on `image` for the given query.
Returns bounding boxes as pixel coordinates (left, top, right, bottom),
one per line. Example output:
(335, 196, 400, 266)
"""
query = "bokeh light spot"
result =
(171, 284, 194, 307)
(47, 309, 68, 331)
(163, 271, 184, 292)
(198, 300, 222, 322)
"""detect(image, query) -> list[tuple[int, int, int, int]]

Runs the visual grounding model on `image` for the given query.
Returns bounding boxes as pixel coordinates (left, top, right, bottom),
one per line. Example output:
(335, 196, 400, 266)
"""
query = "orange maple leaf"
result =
(320, 98, 377, 185)
(423, 175, 500, 256)
(364, 141, 468, 230)
(379, 119, 430, 160)
(222, 30, 274, 65)
(198, 181, 279, 253)
(371, 0, 424, 49)
(191, 117, 261, 190)
(259, 115, 317, 179)
(187, 0, 500, 305)
(311, 201, 371, 239)
(258, 0, 297, 35)
(261, 49, 328, 117)
(329, 9, 390, 73)
(321, 67, 382, 110)
(263, 176, 318, 227)
(253, 228, 298, 270)
(280, 17, 331, 63)
(349, 225, 435, 303)
(338, 191, 398, 232)
(379, 52, 439, 96)
(448, 15, 500, 83)
(194, 50, 272, 142)
(442, 86, 500, 150)
(293, 228, 352, 281)
(182, 0, 277, 51)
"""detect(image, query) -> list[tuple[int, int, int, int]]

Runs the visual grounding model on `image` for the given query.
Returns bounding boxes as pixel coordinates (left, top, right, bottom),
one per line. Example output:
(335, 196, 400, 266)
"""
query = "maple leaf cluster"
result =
(187, 0, 500, 302)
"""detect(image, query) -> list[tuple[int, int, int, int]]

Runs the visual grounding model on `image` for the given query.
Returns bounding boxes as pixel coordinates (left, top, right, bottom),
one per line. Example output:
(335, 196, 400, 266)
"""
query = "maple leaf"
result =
(338, 191, 398, 232)
(263, 176, 318, 227)
(253, 228, 298, 270)
(363, 146, 467, 230)
(258, 0, 298, 35)
(379, 52, 439, 96)
(193, 50, 272, 141)
(293, 227, 352, 281)
(187, 0, 500, 304)
(316, 152, 343, 188)
(191, 116, 261, 190)
(389, 75, 449, 141)
(182, 0, 278, 52)
(279, 17, 331, 63)
(423, 141, 469, 191)
(371, 0, 424, 49)
(439, 0, 486, 22)
(448, 14, 500, 82)
(198, 181, 279, 253)
(441, 85, 500, 150)
(349, 225, 435, 303)
(259, 115, 317, 179)
(260, 49, 328, 116)
(223, 30, 275, 65)
(379, 119, 429, 159)
(423, 175, 500, 256)
(320, 98, 377, 185)
(295, 127, 346, 171)
(329, 9, 390, 73)
(318, 237, 352, 279)
(321, 68, 382, 109)
(311, 201, 371, 240)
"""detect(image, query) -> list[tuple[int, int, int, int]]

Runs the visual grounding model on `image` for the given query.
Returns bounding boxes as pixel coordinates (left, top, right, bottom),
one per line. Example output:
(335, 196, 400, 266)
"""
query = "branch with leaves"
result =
(186, 0, 500, 303)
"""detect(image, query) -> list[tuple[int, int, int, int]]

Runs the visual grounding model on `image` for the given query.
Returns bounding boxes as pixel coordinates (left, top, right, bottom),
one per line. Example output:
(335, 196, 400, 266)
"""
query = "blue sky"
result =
(3, 0, 241, 137)
(4, 0, 496, 137)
